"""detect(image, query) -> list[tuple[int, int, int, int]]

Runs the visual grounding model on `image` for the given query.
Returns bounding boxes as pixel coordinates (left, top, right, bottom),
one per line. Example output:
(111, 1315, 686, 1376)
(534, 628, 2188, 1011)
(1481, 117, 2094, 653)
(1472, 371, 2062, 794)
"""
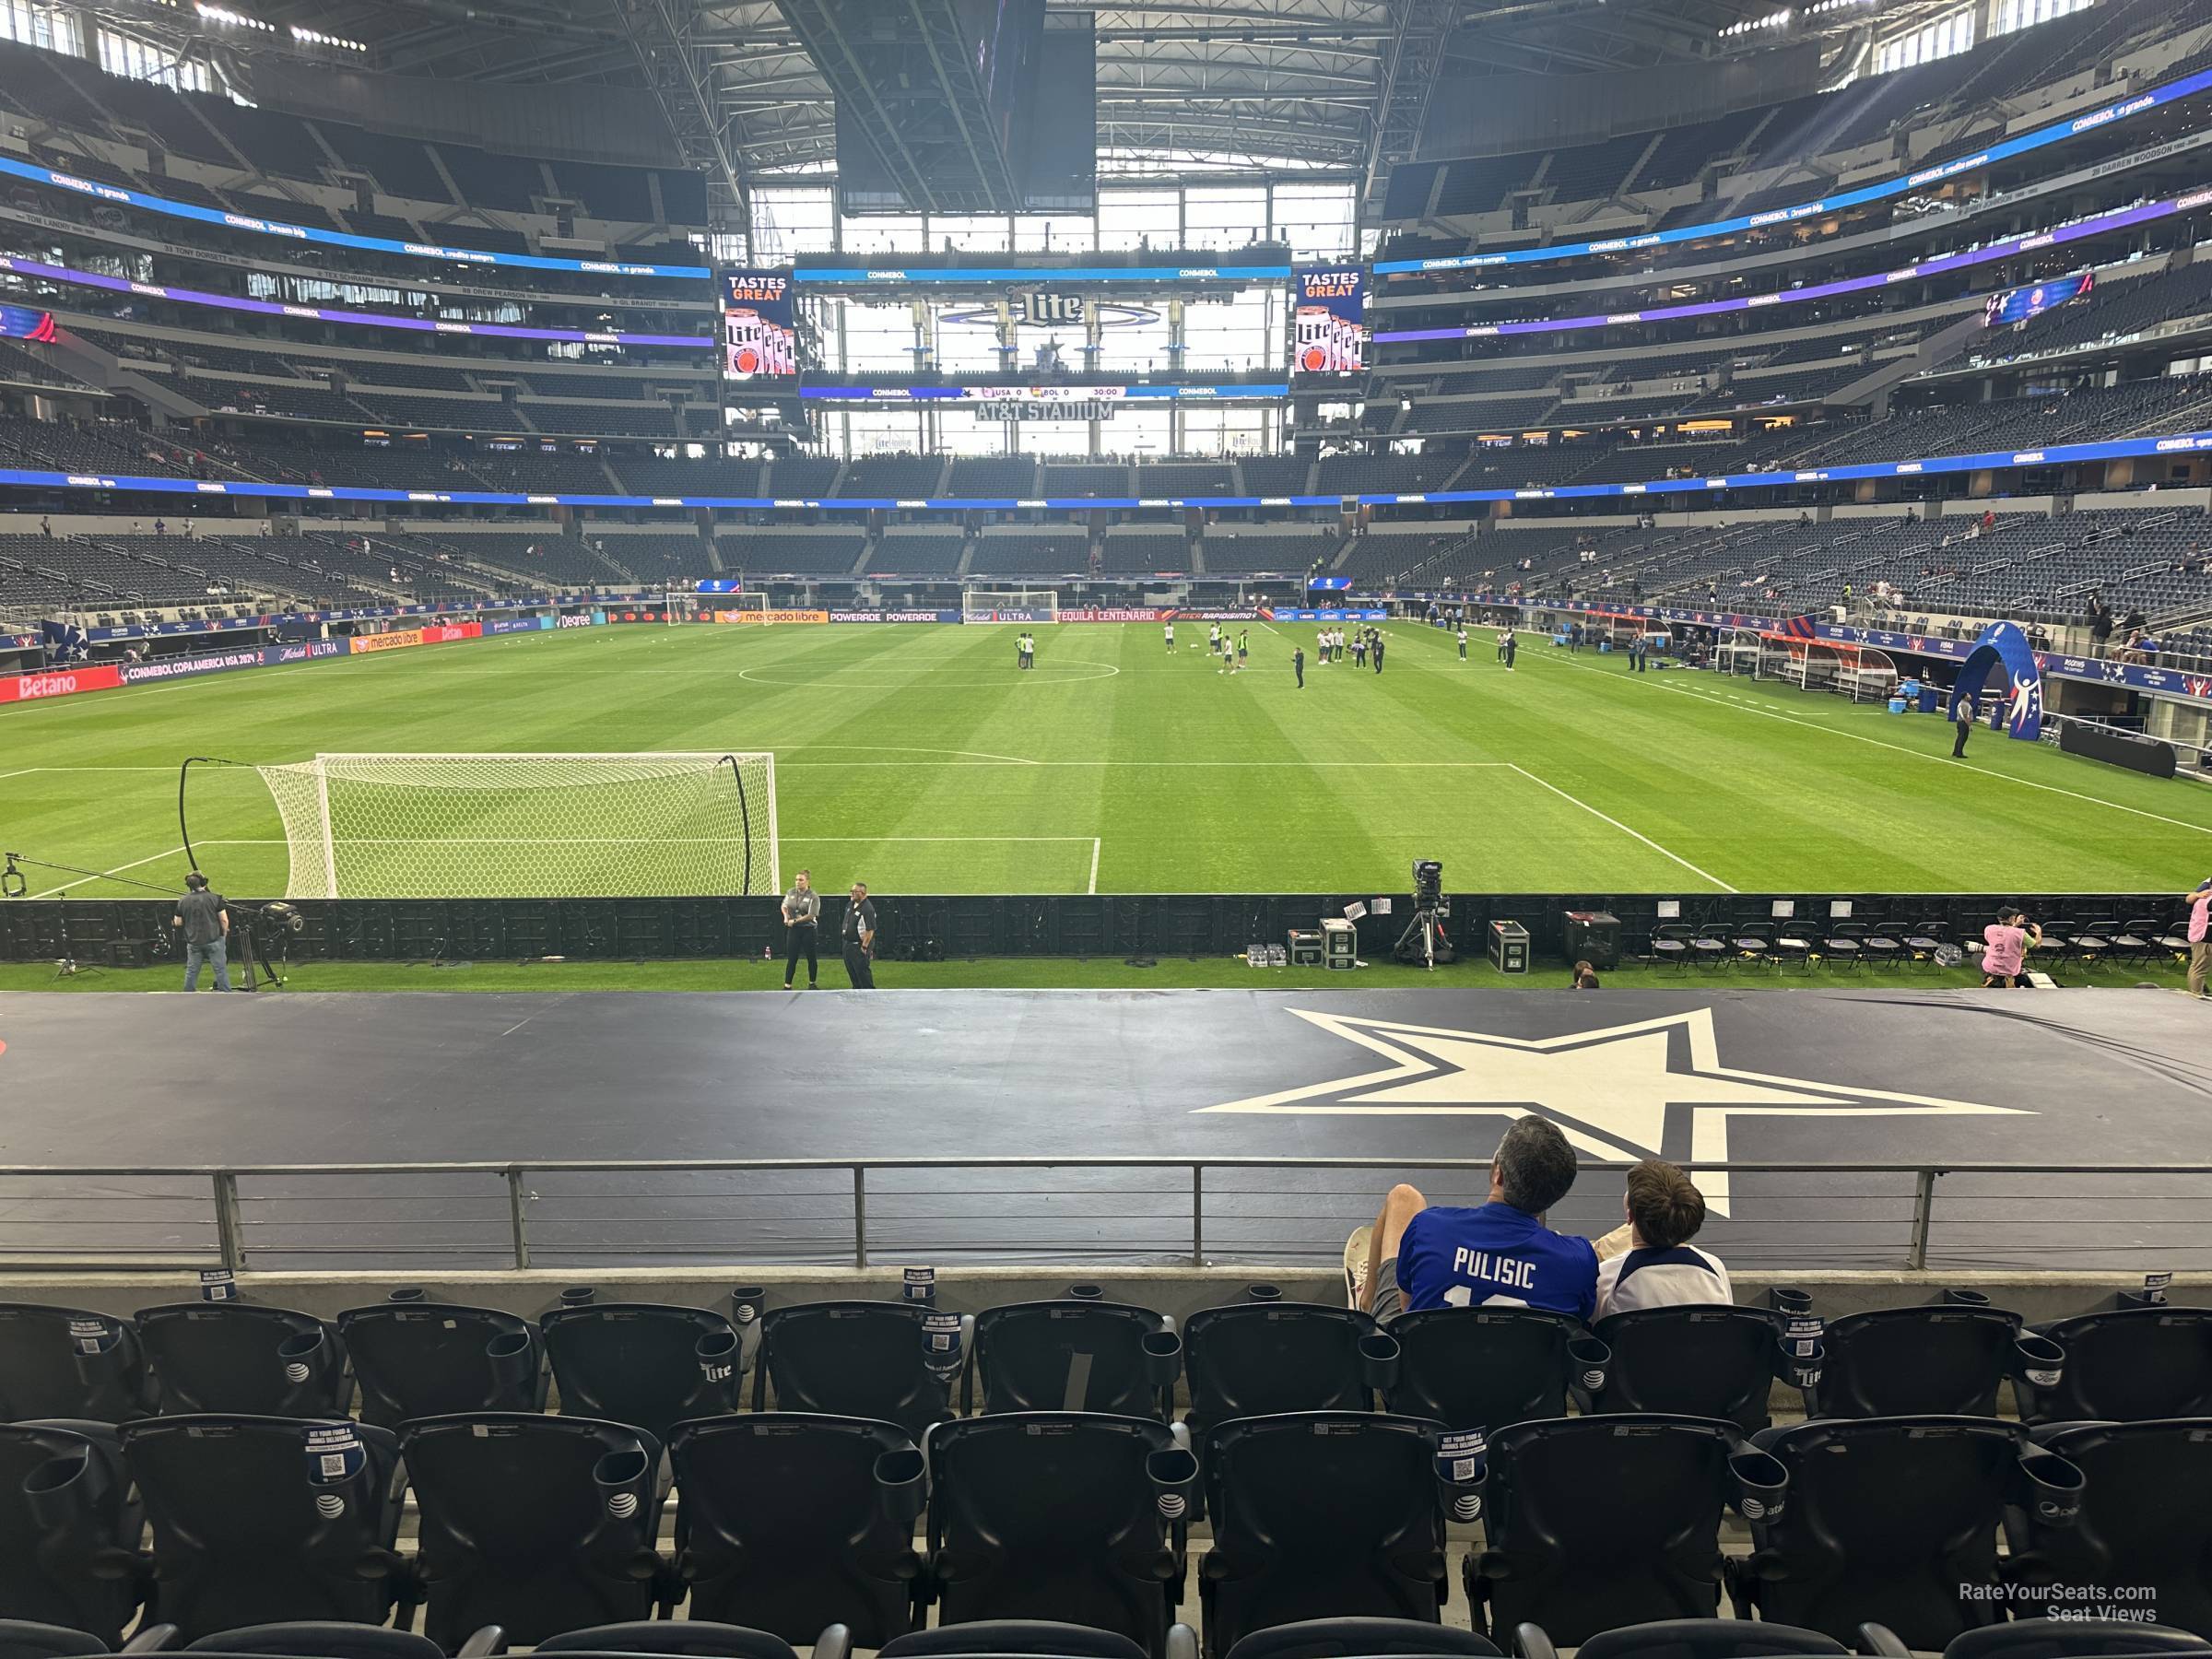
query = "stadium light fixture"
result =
(194, 3, 273, 31)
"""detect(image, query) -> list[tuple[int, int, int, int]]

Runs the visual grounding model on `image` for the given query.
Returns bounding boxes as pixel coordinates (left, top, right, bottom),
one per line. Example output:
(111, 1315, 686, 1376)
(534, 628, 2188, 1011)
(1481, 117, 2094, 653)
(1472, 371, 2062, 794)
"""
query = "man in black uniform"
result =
(1371, 631, 1384, 674)
(1293, 644, 1305, 687)
(842, 881, 878, 989)
(781, 869, 819, 989)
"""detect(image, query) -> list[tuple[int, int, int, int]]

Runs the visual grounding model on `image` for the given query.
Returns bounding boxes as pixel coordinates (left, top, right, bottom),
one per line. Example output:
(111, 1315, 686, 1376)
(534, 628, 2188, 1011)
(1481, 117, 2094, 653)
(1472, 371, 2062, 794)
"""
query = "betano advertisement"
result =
(0, 665, 120, 704)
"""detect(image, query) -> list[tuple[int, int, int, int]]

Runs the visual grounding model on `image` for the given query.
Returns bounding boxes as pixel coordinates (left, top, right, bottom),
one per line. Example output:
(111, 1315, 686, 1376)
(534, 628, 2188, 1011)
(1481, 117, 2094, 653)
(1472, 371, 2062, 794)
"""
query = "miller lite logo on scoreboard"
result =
(977, 396, 1112, 422)
(1020, 291, 1087, 325)
(1293, 265, 1367, 373)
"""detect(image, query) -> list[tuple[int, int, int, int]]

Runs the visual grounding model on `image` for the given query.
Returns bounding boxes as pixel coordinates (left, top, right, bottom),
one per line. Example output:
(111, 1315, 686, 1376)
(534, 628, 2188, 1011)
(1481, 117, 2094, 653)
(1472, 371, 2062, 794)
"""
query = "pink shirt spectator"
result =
(2189, 890, 2212, 944)
(1983, 924, 2030, 978)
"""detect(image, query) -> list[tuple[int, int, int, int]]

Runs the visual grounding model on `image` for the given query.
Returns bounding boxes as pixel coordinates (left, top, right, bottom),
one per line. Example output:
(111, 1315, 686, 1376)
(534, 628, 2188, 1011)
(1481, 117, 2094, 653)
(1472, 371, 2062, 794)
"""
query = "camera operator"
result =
(1981, 906, 2041, 988)
(172, 871, 231, 992)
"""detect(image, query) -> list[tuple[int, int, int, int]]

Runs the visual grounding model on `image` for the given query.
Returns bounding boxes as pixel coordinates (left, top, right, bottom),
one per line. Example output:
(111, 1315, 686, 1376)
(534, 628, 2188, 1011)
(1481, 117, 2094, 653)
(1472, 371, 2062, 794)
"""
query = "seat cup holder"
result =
(485, 1327, 535, 1387)
(1359, 1330, 1401, 1390)
(731, 1286, 766, 1327)
(2013, 1449, 2085, 1527)
(559, 1286, 596, 1307)
(2011, 1333, 2065, 1389)
(1142, 1328, 1183, 1386)
(1068, 1283, 1105, 1300)
(1567, 1335, 1611, 1396)
(875, 1446, 926, 1523)
(387, 1287, 428, 1303)
(696, 1327, 739, 1391)
(1729, 1450, 1789, 1524)
(1147, 1446, 1198, 1521)
(1244, 1283, 1282, 1302)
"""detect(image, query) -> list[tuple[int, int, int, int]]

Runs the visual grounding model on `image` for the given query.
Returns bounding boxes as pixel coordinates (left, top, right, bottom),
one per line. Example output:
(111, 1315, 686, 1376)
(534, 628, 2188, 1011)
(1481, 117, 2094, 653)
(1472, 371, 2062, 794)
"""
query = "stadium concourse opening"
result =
(5, 3, 2212, 1653)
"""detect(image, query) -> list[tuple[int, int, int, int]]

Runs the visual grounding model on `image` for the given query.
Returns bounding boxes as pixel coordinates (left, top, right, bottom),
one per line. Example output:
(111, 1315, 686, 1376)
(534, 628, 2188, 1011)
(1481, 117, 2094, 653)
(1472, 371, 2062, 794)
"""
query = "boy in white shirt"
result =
(1594, 1159, 1732, 1317)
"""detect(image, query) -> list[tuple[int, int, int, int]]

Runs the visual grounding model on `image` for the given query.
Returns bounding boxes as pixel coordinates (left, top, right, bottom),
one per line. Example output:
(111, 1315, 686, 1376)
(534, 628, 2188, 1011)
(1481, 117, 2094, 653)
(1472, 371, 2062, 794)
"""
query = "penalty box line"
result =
(788, 834, 1105, 895)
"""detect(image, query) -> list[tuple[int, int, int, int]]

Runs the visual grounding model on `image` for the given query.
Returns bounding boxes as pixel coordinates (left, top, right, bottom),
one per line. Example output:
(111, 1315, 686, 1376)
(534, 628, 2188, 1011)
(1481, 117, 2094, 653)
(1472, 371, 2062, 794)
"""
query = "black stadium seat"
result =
(540, 1301, 741, 1440)
(133, 1304, 352, 1418)
(1731, 1416, 2086, 1649)
(1200, 1413, 1462, 1658)
(923, 1412, 1191, 1659)
(182, 1624, 491, 1659)
(753, 1301, 966, 1441)
(400, 1412, 669, 1649)
(2016, 1308, 2212, 1423)
(119, 1415, 408, 1641)
(967, 1300, 1182, 1418)
(0, 1623, 120, 1659)
(1897, 1618, 2212, 1659)
(2007, 1420, 2212, 1639)
(0, 1306, 157, 1422)
(1181, 1303, 1393, 1439)
(335, 1299, 546, 1425)
(0, 1421, 145, 1644)
(1225, 1618, 1499, 1659)
(535, 1622, 819, 1659)
(1806, 1299, 2062, 1418)
(1518, 1617, 1845, 1659)
(1589, 1305, 1811, 1434)
(881, 1620, 1184, 1659)
(1469, 1415, 1785, 1643)
(1381, 1307, 1606, 1434)
(666, 1413, 924, 1645)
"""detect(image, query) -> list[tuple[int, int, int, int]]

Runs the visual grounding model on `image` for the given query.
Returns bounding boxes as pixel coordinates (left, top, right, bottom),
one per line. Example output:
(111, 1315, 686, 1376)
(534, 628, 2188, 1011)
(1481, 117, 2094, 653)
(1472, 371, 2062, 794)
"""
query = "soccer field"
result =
(4, 618, 2207, 900)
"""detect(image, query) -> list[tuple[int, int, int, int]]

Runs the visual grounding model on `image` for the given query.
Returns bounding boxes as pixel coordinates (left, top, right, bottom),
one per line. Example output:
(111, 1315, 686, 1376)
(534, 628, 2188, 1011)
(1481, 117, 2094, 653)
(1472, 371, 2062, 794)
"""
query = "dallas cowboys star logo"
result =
(1196, 1007, 2026, 1214)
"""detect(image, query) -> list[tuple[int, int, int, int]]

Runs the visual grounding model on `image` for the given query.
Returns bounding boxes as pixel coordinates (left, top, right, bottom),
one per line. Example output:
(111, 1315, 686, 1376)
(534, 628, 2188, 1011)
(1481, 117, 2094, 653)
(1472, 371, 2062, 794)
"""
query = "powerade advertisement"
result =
(1293, 266, 1366, 373)
(723, 270, 797, 381)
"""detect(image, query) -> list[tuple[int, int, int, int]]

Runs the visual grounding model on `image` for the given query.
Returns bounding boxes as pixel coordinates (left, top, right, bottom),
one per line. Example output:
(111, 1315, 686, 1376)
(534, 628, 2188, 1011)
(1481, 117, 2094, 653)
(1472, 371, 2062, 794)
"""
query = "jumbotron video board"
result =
(723, 270, 798, 381)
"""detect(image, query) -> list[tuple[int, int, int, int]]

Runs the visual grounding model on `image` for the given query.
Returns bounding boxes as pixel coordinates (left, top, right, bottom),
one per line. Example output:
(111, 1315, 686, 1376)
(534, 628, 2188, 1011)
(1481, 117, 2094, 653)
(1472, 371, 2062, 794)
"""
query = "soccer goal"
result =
(253, 752, 778, 899)
(961, 588, 1060, 624)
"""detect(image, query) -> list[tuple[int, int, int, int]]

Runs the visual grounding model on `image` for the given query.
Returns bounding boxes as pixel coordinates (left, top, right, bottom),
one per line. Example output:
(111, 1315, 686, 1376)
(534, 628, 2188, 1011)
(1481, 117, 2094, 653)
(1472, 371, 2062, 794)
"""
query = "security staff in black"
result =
(782, 869, 820, 988)
(842, 881, 878, 989)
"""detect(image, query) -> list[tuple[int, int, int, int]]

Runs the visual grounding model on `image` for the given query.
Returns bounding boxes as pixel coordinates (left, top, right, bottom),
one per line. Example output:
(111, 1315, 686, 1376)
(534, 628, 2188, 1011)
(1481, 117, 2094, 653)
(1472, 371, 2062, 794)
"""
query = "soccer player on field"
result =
(1209, 622, 1222, 656)
(1458, 625, 1469, 661)
(1165, 620, 1175, 652)
(1237, 629, 1249, 669)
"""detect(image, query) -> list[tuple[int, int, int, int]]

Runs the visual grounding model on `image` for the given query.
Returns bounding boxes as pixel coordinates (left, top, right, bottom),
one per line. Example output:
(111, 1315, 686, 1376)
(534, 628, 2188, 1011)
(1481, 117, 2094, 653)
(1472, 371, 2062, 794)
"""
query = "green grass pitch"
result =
(3, 617, 2207, 900)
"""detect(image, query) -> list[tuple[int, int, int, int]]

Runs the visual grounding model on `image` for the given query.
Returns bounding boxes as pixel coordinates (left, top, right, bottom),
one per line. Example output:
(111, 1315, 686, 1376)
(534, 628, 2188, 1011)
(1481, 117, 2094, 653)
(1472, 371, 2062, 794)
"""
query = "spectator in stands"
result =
(1592, 1159, 1731, 1316)
(2183, 879, 2212, 1001)
(1981, 907, 2041, 989)
(37, 516, 49, 536)
(172, 871, 231, 993)
(1348, 1114, 1595, 1321)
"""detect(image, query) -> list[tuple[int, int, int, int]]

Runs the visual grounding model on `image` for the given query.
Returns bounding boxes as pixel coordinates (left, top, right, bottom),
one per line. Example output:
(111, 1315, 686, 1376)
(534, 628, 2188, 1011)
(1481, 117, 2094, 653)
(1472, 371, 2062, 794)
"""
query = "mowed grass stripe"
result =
(0, 619, 2205, 898)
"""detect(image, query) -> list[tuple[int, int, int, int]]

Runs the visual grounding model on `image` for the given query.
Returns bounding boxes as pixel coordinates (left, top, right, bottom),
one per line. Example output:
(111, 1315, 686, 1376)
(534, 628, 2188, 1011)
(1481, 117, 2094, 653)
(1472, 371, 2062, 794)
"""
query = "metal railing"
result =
(0, 1157, 2206, 1277)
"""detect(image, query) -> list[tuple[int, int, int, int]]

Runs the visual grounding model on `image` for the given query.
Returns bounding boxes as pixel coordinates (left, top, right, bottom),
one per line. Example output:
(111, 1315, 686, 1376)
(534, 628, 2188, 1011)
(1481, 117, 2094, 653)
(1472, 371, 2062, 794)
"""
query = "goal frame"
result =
(961, 587, 1061, 624)
(254, 750, 778, 900)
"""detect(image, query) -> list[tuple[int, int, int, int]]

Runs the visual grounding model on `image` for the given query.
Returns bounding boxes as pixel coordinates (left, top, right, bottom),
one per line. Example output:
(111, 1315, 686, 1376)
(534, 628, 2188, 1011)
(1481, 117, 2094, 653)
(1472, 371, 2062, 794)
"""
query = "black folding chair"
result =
(2072, 920, 2120, 968)
(1903, 920, 1951, 971)
(924, 1413, 1190, 1659)
(540, 1301, 741, 1441)
(1381, 1307, 1605, 1435)
(400, 1412, 668, 1650)
(754, 1301, 966, 1441)
(967, 1300, 1182, 1419)
(133, 1305, 351, 1418)
(1649, 925, 1693, 971)
(1819, 922, 1866, 971)
(1688, 926, 1730, 970)
(1860, 920, 1904, 969)
(2016, 1308, 2212, 1423)
(1806, 1299, 2061, 1418)
(0, 1305, 157, 1422)
(1731, 1416, 2084, 1649)
(1471, 1415, 1783, 1643)
(2007, 1419, 2212, 1640)
(0, 1421, 146, 1644)
(2109, 919, 2161, 965)
(336, 1300, 545, 1426)
(667, 1413, 924, 1646)
(1589, 1305, 1806, 1434)
(1181, 1303, 1391, 1441)
(120, 1415, 408, 1641)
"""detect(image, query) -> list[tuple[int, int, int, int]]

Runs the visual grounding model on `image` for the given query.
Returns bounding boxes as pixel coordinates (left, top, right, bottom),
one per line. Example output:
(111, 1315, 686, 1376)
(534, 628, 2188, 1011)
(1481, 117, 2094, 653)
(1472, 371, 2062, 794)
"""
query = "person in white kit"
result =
(1594, 1159, 1733, 1317)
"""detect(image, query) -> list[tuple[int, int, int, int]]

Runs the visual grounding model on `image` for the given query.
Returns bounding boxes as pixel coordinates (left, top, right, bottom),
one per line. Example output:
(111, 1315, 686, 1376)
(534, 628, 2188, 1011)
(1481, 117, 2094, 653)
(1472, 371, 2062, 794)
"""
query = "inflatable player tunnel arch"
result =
(1947, 619, 2044, 741)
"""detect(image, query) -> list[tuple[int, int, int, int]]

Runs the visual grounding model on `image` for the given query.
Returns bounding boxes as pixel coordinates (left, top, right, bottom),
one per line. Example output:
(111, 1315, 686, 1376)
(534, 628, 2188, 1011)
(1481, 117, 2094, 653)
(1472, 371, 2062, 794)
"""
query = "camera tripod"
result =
(2, 850, 294, 990)
(1394, 903, 1454, 970)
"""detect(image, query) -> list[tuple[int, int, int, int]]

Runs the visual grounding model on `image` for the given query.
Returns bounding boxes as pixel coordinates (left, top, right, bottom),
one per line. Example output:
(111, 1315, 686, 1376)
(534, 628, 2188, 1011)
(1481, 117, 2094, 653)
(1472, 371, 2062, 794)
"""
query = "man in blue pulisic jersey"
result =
(1347, 1114, 1597, 1322)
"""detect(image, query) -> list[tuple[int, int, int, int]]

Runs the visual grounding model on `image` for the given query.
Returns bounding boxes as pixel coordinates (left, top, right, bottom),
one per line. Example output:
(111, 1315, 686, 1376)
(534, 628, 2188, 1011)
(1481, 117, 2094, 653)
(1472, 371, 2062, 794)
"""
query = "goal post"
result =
(253, 752, 778, 899)
(961, 588, 1060, 624)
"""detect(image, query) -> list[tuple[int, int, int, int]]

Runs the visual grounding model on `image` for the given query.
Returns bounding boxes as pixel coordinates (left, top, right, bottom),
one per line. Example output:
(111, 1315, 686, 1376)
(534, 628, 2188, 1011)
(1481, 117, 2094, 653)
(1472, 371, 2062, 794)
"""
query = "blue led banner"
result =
(793, 263, 1291, 284)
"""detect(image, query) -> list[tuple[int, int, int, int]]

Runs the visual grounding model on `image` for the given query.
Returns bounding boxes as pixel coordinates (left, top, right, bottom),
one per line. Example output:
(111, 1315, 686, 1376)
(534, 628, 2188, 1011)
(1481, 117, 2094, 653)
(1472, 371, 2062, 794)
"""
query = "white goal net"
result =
(256, 752, 778, 899)
(962, 588, 1059, 624)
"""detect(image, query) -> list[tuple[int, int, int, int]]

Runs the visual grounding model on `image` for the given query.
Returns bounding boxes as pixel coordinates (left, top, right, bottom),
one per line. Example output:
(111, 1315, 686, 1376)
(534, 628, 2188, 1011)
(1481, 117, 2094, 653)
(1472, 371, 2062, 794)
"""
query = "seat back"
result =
(400, 1412, 666, 1649)
(1812, 1308, 2023, 1418)
(755, 1302, 958, 1440)
(668, 1413, 923, 1646)
(1571, 1618, 1844, 1659)
(1743, 1417, 2042, 1648)
(925, 1413, 1182, 1659)
(0, 1621, 114, 1659)
(2013, 1421, 2212, 1640)
(0, 1421, 142, 1643)
(1222, 1618, 1500, 1659)
(971, 1302, 1178, 1419)
(181, 1624, 445, 1659)
(134, 1305, 351, 1418)
(1182, 1305, 1382, 1437)
(336, 1302, 544, 1426)
(1939, 1617, 2212, 1659)
(2020, 1312, 2212, 1423)
(540, 1302, 739, 1440)
(534, 1622, 799, 1659)
(1476, 1416, 1740, 1643)
(120, 1415, 404, 1641)
(1593, 1307, 1784, 1432)
(0, 1306, 155, 1422)
(1199, 1413, 1448, 1659)
(1382, 1309, 1583, 1434)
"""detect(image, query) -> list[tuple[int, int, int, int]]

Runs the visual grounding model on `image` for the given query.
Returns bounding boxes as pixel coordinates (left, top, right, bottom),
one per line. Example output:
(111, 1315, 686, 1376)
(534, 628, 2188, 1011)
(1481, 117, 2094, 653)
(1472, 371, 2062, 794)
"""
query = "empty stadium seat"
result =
(1588, 1305, 1811, 1433)
(133, 1305, 351, 1418)
(1380, 1307, 1607, 1434)
(1731, 1416, 2086, 1648)
(1201, 1413, 1462, 1657)
(752, 1300, 965, 1441)
(968, 1300, 1182, 1418)
(1226, 1619, 1498, 1659)
(1181, 1302, 1393, 1439)
(0, 1305, 156, 1422)
(924, 1412, 1191, 1659)
(2006, 1420, 2212, 1638)
(335, 1299, 546, 1425)
(1806, 1298, 2062, 1418)
(0, 1421, 144, 1643)
(881, 1620, 1190, 1659)
(2016, 1307, 2212, 1423)
(535, 1621, 825, 1659)
(400, 1413, 668, 1648)
(119, 1415, 407, 1641)
(539, 1300, 741, 1440)
(665, 1413, 924, 1645)
(182, 1624, 495, 1659)
(1872, 1618, 2212, 1659)
(0, 1623, 126, 1659)
(1470, 1415, 1784, 1643)
(1515, 1617, 1845, 1659)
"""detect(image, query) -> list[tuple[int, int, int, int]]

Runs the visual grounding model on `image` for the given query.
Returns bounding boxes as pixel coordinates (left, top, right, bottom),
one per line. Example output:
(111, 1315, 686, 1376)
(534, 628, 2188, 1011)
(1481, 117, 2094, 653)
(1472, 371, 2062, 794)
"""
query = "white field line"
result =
(1506, 763, 1737, 892)
(1089, 837, 1101, 895)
